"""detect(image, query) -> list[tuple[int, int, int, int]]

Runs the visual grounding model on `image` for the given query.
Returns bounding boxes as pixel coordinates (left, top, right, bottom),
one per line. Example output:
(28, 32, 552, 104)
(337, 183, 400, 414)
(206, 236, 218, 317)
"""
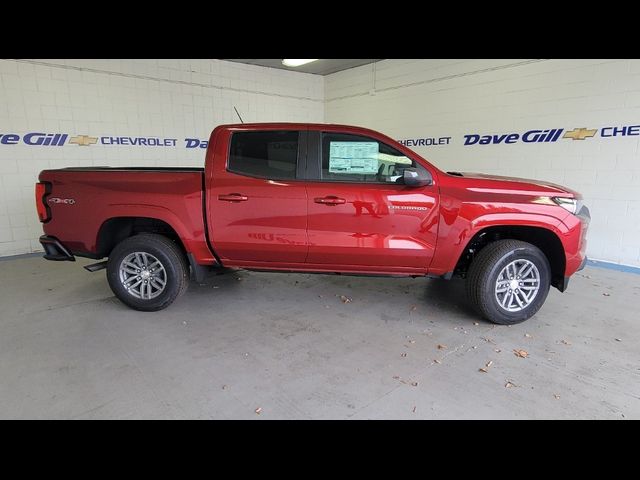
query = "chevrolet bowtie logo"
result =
(563, 128, 597, 141)
(69, 135, 98, 146)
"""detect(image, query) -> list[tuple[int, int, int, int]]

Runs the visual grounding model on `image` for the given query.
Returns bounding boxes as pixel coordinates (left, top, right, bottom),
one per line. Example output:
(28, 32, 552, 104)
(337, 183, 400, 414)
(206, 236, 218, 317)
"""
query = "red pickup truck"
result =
(35, 123, 589, 324)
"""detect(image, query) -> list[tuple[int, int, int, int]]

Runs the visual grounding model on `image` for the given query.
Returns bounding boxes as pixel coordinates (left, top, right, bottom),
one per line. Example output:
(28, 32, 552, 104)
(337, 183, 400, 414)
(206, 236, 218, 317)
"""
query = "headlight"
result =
(552, 197, 580, 215)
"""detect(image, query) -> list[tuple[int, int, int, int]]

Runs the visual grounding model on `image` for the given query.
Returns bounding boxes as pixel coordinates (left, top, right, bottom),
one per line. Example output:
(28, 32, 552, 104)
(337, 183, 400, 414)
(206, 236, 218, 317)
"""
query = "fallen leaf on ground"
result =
(602, 292, 610, 296)
(409, 340, 416, 344)
(615, 338, 622, 342)
(411, 382, 418, 387)
(339, 295, 352, 303)
(401, 353, 407, 357)
(513, 349, 529, 358)
(255, 407, 262, 414)
(505, 381, 517, 388)
(495, 348, 502, 353)
(486, 361, 493, 368)
(437, 344, 447, 350)
(473, 322, 479, 326)
(561, 339, 571, 345)
(479, 368, 488, 373)
(433, 359, 441, 364)
(554, 394, 561, 400)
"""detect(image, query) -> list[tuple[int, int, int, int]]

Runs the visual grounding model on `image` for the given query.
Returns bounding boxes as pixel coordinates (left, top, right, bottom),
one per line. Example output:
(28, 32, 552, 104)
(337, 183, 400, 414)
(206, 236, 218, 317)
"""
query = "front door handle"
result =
(314, 196, 346, 206)
(218, 193, 248, 202)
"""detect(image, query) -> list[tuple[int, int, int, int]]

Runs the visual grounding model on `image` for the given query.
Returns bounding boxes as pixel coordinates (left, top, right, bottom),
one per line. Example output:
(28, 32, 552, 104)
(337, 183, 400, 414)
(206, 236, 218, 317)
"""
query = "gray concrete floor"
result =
(0, 256, 638, 419)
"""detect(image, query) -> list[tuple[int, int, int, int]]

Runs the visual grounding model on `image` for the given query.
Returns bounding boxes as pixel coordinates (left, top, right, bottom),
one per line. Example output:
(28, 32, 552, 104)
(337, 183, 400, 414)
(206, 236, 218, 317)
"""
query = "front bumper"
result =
(577, 255, 587, 271)
(562, 256, 587, 291)
(39, 235, 75, 261)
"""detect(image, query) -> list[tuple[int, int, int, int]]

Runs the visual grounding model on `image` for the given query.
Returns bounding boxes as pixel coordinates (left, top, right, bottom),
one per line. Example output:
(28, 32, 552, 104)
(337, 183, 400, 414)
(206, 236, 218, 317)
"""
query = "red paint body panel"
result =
(305, 181, 438, 270)
(38, 169, 216, 264)
(205, 125, 308, 263)
(429, 173, 586, 277)
(37, 122, 588, 284)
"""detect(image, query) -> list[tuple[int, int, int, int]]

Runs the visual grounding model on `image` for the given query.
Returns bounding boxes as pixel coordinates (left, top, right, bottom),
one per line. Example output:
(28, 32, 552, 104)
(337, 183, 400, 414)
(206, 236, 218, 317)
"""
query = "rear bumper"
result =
(39, 235, 75, 261)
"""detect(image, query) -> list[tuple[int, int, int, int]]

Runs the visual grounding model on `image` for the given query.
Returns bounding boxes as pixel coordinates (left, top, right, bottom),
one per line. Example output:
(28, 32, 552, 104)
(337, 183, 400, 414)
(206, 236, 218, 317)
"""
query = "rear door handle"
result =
(218, 193, 248, 202)
(314, 196, 346, 206)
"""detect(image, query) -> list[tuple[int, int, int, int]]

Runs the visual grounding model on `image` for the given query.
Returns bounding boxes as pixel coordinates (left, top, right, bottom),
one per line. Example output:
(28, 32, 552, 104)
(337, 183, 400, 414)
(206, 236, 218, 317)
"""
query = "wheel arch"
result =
(454, 225, 567, 291)
(96, 216, 188, 258)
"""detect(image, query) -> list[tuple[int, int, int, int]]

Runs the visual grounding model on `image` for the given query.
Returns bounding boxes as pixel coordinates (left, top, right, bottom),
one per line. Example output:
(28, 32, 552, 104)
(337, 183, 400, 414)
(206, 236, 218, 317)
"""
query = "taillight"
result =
(35, 182, 51, 223)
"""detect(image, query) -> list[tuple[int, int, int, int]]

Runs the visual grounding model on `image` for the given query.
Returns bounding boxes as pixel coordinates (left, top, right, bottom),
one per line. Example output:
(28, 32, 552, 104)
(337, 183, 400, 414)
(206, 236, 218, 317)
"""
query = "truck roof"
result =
(218, 122, 367, 128)
(215, 122, 388, 135)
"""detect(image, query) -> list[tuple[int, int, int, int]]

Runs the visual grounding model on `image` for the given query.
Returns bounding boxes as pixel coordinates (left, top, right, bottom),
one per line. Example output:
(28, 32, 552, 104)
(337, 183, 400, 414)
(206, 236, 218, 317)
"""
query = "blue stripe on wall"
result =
(0, 252, 43, 262)
(587, 259, 640, 275)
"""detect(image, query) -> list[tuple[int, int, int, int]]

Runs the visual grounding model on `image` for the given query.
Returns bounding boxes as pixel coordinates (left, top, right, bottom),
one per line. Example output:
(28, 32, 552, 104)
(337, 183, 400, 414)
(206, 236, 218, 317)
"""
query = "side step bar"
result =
(84, 261, 108, 272)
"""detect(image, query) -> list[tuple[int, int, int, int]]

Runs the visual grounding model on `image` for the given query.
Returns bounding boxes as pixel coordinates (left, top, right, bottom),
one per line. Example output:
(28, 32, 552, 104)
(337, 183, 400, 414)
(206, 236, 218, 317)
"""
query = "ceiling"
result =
(223, 59, 382, 76)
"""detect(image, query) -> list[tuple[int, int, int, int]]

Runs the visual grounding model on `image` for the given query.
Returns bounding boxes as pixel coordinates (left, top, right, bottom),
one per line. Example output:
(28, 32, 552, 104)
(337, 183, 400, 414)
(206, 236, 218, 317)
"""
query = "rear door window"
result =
(228, 131, 300, 180)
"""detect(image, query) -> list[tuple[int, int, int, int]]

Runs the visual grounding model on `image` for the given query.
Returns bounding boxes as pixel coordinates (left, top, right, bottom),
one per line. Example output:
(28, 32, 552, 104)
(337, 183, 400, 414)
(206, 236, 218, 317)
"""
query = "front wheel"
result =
(466, 240, 551, 325)
(106, 234, 189, 311)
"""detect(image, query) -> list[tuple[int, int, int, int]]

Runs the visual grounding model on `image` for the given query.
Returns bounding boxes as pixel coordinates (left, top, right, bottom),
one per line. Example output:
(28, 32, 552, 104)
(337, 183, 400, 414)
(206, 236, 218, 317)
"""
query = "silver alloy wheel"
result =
(494, 259, 540, 312)
(119, 252, 167, 300)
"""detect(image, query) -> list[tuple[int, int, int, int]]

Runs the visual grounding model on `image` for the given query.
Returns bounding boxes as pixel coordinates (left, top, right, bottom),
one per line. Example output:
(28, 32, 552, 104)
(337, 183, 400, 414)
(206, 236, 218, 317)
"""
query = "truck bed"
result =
(58, 166, 204, 172)
(38, 167, 216, 264)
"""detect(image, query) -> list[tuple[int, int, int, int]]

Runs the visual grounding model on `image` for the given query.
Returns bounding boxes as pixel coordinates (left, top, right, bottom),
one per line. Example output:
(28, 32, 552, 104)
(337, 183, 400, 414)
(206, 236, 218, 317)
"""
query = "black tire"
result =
(106, 234, 189, 311)
(466, 240, 551, 325)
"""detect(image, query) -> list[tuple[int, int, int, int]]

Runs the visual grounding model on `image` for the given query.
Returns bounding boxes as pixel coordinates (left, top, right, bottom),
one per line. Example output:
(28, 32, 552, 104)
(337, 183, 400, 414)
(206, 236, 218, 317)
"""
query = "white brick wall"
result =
(0, 59, 324, 257)
(325, 59, 640, 268)
(2, 58, 639, 267)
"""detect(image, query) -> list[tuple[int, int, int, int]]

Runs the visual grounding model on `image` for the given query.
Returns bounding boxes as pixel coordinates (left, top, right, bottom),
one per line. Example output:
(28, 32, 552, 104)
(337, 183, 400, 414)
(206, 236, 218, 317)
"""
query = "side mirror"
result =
(403, 168, 433, 187)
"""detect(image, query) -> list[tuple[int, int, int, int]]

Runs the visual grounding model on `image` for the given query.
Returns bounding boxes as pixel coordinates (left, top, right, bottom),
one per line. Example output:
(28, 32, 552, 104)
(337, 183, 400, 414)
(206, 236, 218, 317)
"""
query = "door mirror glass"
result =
(403, 168, 432, 187)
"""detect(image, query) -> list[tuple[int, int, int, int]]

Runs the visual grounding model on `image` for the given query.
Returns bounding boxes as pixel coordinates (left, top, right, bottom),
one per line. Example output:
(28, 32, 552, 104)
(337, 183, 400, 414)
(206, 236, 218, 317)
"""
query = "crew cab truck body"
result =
(36, 123, 589, 324)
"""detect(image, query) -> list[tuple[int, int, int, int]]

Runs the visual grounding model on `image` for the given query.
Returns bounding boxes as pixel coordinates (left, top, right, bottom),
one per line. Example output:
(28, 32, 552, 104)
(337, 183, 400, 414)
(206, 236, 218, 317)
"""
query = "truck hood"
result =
(448, 171, 580, 198)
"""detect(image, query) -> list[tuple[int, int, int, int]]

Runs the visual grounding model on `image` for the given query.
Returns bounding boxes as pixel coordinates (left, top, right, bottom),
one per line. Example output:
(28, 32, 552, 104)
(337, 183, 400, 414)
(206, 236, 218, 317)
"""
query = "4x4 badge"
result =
(48, 198, 76, 205)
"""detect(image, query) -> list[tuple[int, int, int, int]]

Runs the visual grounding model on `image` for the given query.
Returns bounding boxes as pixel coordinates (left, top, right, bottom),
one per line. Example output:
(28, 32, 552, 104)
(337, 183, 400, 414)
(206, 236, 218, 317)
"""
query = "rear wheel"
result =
(106, 234, 189, 311)
(466, 240, 551, 325)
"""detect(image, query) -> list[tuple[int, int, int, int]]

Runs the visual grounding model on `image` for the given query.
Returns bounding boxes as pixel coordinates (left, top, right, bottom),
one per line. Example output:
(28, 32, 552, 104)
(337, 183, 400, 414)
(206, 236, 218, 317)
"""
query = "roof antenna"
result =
(233, 106, 244, 124)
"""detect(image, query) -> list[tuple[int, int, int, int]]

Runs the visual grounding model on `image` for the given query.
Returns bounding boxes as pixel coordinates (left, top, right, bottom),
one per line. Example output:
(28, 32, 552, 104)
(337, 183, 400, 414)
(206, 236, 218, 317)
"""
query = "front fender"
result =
(428, 208, 569, 276)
